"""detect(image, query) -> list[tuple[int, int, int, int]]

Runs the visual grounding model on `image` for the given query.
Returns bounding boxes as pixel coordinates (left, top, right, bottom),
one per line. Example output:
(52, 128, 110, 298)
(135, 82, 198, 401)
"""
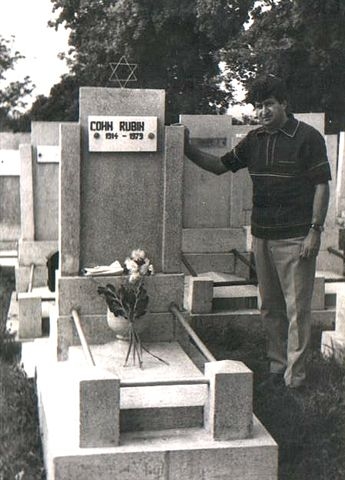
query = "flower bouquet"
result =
(97, 249, 167, 368)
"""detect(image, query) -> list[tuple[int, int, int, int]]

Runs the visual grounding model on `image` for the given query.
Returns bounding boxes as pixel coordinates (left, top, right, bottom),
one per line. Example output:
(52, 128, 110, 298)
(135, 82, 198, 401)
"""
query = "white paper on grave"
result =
(81, 260, 124, 276)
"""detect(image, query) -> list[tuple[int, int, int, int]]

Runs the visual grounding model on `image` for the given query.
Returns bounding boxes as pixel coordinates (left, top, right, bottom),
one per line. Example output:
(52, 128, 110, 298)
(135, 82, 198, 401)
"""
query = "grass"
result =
(199, 322, 345, 480)
(1, 265, 345, 479)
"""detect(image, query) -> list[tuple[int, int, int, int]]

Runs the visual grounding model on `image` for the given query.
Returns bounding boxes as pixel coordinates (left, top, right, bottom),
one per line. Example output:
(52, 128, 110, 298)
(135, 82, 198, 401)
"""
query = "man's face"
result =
(255, 96, 288, 130)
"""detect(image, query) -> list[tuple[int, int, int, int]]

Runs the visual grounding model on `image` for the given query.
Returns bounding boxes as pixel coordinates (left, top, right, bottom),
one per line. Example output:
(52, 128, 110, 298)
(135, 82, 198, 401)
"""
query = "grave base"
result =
(47, 423, 277, 480)
(31, 339, 277, 480)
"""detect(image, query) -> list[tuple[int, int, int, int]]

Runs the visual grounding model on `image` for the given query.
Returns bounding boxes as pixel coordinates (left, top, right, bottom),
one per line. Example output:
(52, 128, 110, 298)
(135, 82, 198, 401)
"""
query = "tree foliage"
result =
(224, 0, 345, 132)
(0, 36, 33, 130)
(27, 0, 345, 132)
(33, 0, 254, 124)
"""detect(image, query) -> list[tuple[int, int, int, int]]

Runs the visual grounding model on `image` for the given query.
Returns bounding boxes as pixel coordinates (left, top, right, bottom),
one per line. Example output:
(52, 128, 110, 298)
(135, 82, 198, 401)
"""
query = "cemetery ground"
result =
(0, 266, 345, 480)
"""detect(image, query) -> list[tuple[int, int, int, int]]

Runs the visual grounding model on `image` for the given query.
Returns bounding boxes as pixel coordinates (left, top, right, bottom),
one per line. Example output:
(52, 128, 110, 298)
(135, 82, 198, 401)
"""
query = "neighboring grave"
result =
(180, 114, 253, 276)
(336, 131, 345, 219)
(0, 132, 30, 251)
(181, 113, 342, 276)
(15, 122, 60, 293)
(182, 113, 341, 317)
(295, 114, 342, 274)
(322, 283, 345, 362)
(336, 131, 345, 266)
(320, 134, 342, 274)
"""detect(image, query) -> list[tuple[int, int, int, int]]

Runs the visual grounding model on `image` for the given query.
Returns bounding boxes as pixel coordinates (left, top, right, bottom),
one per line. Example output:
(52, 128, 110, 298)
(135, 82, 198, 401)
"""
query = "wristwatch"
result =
(310, 223, 324, 233)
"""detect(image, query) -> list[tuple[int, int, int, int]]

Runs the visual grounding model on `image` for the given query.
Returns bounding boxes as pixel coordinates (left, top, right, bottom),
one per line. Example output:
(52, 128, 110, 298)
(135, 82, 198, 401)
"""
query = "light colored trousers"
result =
(253, 236, 316, 387)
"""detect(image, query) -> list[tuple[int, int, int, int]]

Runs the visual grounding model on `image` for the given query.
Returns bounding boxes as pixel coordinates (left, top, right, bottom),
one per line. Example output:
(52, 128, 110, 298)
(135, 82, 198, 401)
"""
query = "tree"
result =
(35, 0, 254, 124)
(0, 35, 33, 131)
(29, 75, 79, 122)
(16, 75, 80, 132)
(223, 0, 345, 133)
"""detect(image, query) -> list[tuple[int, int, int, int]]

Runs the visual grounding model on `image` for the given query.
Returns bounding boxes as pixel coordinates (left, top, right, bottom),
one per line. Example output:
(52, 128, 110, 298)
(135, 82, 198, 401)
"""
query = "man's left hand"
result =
(300, 230, 321, 258)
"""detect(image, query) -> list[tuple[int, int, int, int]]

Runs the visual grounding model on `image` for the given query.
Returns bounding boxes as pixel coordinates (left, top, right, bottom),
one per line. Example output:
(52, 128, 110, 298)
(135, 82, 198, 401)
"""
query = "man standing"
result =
(184, 75, 331, 390)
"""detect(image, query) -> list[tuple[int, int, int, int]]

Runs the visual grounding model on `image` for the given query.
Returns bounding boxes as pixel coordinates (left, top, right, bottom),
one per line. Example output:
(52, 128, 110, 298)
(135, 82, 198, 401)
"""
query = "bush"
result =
(0, 266, 44, 479)
(0, 363, 44, 479)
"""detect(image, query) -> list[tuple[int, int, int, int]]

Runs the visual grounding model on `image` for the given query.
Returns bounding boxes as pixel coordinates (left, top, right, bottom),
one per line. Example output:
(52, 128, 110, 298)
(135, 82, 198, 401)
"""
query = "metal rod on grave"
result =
(71, 309, 96, 366)
(28, 263, 35, 292)
(170, 303, 217, 362)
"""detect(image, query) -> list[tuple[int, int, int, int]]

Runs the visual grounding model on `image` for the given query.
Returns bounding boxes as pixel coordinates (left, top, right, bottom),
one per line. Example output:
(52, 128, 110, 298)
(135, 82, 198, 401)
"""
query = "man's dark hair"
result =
(246, 75, 288, 105)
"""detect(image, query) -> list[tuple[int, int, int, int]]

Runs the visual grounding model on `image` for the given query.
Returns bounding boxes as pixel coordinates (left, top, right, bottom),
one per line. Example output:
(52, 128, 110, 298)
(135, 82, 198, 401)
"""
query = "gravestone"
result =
(31, 87, 277, 480)
(54, 88, 185, 359)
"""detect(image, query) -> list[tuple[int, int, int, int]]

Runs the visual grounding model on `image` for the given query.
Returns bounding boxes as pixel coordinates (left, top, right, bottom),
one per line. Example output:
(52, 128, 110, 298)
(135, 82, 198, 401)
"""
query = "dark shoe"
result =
(257, 373, 285, 390)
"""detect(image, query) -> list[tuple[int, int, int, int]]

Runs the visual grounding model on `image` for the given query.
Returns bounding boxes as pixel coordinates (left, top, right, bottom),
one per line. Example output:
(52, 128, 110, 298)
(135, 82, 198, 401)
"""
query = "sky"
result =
(0, 0, 70, 109)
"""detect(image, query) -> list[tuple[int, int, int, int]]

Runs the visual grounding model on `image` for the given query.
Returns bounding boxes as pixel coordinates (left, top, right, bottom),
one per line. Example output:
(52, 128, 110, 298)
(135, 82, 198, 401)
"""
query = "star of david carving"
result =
(109, 56, 138, 88)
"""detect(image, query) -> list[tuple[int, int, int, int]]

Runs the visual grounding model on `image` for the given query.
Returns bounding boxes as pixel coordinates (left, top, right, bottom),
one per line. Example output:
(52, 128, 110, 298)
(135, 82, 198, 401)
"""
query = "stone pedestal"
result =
(18, 292, 42, 339)
(205, 360, 253, 440)
(79, 369, 120, 448)
(186, 276, 213, 313)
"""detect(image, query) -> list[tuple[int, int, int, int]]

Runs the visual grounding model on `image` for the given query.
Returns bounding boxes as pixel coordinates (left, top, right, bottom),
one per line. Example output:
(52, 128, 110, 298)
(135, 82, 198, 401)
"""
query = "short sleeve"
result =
(304, 128, 332, 184)
(221, 134, 250, 172)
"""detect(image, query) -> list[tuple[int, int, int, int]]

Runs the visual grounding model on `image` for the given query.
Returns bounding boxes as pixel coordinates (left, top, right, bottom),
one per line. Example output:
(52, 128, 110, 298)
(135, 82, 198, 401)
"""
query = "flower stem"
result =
(124, 328, 133, 367)
(133, 327, 143, 368)
(141, 344, 170, 366)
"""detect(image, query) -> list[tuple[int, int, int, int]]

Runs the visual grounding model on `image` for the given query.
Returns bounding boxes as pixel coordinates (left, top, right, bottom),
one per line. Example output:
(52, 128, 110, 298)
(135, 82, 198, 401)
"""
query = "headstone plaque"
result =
(191, 137, 227, 148)
(88, 115, 158, 152)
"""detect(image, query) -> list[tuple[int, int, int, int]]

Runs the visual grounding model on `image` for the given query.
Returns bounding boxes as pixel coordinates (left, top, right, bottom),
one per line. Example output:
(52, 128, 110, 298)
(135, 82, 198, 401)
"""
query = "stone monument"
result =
(14, 122, 60, 339)
(25, 87, 278, 480)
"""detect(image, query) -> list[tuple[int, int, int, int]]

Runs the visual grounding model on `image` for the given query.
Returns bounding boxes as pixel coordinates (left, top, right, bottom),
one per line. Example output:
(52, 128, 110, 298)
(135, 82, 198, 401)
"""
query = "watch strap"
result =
(310, 223, 324, 232)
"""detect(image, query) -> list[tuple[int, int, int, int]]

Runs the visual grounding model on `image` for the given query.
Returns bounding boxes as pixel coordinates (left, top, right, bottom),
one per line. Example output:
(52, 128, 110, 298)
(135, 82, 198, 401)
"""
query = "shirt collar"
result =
(256, 114, 300, 138)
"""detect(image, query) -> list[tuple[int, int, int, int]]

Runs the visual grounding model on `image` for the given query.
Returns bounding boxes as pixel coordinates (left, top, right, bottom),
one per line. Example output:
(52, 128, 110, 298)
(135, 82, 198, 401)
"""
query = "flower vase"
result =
(106, 308, 146, 341)
(106, 308, 130, 340)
